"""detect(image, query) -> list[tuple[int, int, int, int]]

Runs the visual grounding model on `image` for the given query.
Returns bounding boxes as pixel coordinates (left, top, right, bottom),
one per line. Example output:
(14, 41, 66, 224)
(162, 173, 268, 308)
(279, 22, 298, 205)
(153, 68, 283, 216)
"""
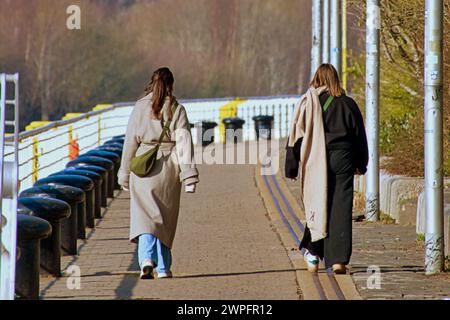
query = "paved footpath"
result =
(40, 162, 300, 300)
(278, 142, 450, 300)
(39, 141, 449, 300)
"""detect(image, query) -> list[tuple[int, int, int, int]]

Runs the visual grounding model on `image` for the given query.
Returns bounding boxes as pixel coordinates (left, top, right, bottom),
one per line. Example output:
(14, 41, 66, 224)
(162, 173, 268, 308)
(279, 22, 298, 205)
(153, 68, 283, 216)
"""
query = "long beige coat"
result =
(118, 93, 199, 248)
(288, 86, 328, 243)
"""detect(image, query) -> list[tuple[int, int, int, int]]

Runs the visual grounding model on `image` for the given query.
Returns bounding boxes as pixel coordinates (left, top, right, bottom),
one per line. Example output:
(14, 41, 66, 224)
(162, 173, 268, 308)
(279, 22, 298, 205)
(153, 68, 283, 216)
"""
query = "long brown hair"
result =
(310, 64, 346, 97)
(143, 67, 176, 120)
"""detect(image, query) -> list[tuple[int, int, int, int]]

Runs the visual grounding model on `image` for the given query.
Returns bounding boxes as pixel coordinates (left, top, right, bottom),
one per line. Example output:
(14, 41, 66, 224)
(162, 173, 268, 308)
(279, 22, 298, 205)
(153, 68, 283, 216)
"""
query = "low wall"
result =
(354, 171, 422, 223)
(416, 191, 450, 257)
(354, 172, 450, 225)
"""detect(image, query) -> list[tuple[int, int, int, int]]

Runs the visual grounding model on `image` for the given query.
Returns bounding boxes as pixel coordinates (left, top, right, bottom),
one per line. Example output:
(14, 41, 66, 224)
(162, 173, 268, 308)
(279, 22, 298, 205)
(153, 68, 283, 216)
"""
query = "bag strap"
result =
(322, 95, 334, 113)
(157, 102, 179, 145)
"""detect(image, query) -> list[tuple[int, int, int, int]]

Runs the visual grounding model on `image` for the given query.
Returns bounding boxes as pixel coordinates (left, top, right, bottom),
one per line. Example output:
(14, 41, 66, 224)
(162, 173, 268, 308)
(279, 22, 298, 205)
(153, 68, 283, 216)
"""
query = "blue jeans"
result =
(138, 234, 172, 273)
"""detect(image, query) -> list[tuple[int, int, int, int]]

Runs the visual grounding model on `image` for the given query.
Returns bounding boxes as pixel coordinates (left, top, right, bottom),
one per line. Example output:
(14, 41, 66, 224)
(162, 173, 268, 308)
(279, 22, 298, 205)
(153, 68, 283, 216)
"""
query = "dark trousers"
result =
(300, 148, 355, 269)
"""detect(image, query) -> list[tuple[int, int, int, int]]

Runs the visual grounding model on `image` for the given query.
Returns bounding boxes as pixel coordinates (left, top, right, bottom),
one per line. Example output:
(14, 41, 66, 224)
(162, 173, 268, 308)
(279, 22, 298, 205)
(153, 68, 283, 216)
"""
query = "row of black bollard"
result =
(192, 116, 275, 146)
(20, 185, 84, 255)
(15, 215, 52, 300)
(15, 134, 125, 299)
(18, 198, 71, 276)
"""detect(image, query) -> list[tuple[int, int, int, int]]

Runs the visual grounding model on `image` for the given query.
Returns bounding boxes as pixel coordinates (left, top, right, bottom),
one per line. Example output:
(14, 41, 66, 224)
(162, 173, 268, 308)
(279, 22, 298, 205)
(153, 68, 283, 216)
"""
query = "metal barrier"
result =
(4, 102, 133, 193)
(0, 78, 300, 299)
(3, 95, 300, 195)
(0, 73, 20, 300)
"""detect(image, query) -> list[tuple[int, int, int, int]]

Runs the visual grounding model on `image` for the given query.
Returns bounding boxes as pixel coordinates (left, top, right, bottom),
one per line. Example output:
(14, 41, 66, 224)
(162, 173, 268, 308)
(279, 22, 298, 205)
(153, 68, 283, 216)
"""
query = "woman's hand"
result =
(118, 176, 130, 191)
(185, 183, 196, 193)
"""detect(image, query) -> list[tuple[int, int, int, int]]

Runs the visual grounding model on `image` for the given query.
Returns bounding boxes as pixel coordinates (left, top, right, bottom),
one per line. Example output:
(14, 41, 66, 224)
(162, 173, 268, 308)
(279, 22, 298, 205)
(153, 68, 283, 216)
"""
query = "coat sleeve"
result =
(117, 106, 141, 188)
(349, 100, 369, 174)
(285, 138, 303, 179)
(174, 106, 199, 185)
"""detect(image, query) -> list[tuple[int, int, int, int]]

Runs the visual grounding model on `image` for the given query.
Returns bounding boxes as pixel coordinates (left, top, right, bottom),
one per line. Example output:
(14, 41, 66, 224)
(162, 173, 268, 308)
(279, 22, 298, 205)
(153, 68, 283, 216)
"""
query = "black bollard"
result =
(222, 117, 246, 144)
(16, 214, 52, 300)
(96, 145, 122, 160)
(252, 115, 274, 140)
(84, 150, 121, 190)
(67, 156, 115, 198)
(67, 165, 108, 208)
(34, 175, 95, 238)
(195, 121, 218, 147)
(110, 137, 125, 144)
(104, 140, 124, 147)
(50, 170, 102, 220)
(19, 185, 84, 256)
(103, 142, 124, 151)
(18, 198, 71, 277)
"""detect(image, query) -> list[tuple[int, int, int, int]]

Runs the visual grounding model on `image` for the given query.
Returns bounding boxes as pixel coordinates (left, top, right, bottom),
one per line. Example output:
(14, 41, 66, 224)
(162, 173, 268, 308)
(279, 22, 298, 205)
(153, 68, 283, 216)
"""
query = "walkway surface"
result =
(278, 143, 450, 300)
(40, 161, 300, 299)
(38, 141, 450, 300)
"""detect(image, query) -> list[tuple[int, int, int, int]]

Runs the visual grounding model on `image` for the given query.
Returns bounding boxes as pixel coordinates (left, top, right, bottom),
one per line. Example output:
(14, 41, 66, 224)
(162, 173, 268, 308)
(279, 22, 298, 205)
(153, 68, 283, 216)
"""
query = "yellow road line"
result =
(255, 163, 363, 300)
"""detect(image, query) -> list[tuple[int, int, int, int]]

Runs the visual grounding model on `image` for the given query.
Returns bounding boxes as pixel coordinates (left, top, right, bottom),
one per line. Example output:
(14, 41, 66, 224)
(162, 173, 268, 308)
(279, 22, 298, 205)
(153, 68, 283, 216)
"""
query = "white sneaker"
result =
(157, 271, 173, 279)
(304, 251, 320, 273)
(140, 259, 154, 280)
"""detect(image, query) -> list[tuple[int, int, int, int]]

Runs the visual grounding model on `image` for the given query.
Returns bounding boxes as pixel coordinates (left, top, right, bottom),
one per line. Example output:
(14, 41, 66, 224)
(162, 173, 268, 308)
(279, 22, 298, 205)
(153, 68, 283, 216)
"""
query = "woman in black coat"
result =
(285, 64, 369, 274)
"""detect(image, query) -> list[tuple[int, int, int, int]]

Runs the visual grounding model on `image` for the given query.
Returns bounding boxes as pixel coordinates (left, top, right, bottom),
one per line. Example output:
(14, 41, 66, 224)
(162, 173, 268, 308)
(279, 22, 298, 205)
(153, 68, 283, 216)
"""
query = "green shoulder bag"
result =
(130, 103, 178, 178)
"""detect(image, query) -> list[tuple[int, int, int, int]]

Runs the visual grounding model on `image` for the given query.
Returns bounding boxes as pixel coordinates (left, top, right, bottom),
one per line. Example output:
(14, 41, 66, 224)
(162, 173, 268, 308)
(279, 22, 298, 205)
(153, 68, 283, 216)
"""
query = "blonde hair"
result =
(310, 64, 346, 97)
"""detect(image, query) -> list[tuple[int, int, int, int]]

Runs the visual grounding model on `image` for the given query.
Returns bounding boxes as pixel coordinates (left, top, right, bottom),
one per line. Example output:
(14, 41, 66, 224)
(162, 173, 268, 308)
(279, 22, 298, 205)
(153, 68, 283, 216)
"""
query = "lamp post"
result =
(311, 0, 322, 78)
(330, 0, 342, 76)
(322, 0, 330, 63)
(342, 0, 348, 91)
(423, 0, 444, 275)
(365, 0, 381, 223)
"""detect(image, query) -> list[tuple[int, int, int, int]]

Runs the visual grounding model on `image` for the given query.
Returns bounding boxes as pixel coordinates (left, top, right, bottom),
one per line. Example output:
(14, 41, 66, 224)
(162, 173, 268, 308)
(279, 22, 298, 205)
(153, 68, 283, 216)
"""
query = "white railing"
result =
(0, 73, 19, 300)
(4, 103, 132, 193)
(4, 95, 300, 193)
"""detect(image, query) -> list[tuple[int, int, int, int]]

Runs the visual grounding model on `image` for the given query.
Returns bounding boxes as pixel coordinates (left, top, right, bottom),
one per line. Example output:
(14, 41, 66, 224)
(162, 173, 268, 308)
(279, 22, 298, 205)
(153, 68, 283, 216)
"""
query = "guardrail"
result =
(4, 95, 300, 193)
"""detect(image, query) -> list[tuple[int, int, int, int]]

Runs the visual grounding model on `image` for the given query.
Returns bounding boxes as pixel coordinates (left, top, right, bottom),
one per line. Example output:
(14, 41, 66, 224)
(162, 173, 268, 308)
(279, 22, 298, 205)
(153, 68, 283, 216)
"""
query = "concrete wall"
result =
(355, 172, 450, 256)
(354, 171, 423, 224)
(416, 191, 450, 257)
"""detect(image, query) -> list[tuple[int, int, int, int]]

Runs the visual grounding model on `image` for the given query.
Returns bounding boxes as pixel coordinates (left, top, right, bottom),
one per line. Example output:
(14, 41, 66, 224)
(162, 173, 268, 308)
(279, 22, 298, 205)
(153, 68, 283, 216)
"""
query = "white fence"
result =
(4, 95, 300, 193)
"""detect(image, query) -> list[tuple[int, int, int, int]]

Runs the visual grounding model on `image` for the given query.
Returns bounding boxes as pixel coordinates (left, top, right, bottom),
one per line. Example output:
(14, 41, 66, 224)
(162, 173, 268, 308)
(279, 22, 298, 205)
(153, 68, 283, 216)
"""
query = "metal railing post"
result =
(365, 0, 381, 222)
(32, 137, 39, 183)
(98, 115, 102, 146)
(424, 0, 444, 275)
(0, 74, 6, 299)
(311, 0, 322, 78)
(0, 73, 19, 300)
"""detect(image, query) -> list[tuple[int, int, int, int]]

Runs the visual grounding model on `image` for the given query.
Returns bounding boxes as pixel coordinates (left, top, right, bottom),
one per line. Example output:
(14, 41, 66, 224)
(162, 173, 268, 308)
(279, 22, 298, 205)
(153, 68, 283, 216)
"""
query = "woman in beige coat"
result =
(118, 67, 199, 280)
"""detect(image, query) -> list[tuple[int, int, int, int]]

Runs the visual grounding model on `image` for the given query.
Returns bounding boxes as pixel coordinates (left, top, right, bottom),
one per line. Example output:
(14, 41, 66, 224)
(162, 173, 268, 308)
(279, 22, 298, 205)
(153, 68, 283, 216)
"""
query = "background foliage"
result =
(348, 0, 450, 176)
(0, 0, 448, 176)
(0, 0, 312, 127)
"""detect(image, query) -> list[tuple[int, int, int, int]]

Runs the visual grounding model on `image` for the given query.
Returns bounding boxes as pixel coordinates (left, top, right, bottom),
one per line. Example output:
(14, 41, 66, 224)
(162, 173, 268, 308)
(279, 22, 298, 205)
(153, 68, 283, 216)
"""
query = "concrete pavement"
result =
(40, 161, 300, 300)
